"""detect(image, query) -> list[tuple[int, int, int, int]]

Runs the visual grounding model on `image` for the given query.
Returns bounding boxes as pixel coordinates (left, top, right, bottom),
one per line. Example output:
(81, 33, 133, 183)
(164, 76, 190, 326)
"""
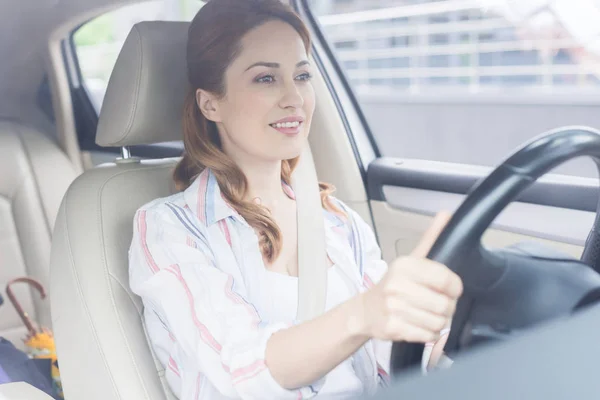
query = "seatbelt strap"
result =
(292, 145, 328, 321)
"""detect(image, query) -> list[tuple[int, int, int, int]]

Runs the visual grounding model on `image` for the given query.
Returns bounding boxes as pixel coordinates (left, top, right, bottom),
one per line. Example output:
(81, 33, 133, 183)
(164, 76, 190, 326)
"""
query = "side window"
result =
(73, 0, 204, 113)
(307, 0, 600, 178)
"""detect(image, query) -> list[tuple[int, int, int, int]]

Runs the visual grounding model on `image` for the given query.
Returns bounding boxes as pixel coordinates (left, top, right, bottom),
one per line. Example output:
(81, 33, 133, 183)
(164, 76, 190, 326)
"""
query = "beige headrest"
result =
(96, 21, 190, 147)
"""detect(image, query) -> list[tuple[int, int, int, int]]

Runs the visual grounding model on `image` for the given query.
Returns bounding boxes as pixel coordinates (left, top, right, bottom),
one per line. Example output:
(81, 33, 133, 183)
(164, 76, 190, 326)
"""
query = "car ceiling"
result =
(0, 0, 138, 127)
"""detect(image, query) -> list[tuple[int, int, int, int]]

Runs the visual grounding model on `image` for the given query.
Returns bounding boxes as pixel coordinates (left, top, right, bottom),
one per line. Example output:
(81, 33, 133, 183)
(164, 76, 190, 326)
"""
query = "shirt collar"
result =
(184, 167, 345, 229)
(183, 168, 240, 226)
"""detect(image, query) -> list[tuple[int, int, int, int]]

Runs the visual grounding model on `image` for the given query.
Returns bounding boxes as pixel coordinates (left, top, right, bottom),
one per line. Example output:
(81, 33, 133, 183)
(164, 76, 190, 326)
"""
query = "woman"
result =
(128, 0, 463, 399)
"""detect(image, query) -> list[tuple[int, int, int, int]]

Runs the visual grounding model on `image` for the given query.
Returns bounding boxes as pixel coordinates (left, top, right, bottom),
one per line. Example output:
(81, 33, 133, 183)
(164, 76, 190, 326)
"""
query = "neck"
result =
(240, 159, 287, 208)
(216, 125, 291, 208)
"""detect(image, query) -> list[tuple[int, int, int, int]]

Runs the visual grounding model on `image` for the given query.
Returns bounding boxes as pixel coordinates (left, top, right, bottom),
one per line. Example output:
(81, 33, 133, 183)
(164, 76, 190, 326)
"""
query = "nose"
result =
(279, 80, 304, 110)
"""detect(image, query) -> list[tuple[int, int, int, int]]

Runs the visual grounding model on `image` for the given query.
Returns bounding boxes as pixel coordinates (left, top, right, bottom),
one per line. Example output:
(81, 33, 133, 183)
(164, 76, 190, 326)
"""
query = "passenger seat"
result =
(0, 120, 77, 348)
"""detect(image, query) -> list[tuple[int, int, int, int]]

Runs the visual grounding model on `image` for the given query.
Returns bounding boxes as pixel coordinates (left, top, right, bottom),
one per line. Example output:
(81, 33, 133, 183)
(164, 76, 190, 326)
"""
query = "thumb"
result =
(411, 211, 452, 258)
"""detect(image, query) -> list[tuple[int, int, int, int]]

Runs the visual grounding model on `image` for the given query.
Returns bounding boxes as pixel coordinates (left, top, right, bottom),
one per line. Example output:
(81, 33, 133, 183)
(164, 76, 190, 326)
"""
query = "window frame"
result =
(296, 0, 600, 218)
(294, 0, 382, 182)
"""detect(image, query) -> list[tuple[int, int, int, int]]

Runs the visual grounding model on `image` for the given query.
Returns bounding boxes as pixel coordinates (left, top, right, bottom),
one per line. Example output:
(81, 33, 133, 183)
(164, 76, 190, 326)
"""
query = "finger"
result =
(384, 319, 439, 343)
(385, 297, 450, 333)
(389, 278, 458, 317)
(402, 258, 464, 298)
(411, 211, 452, 258)
(428, 330, 450, 368)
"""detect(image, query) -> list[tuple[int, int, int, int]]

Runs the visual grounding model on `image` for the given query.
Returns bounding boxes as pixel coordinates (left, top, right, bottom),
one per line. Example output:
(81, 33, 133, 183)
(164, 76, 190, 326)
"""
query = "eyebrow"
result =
(245, 60, 310, 71)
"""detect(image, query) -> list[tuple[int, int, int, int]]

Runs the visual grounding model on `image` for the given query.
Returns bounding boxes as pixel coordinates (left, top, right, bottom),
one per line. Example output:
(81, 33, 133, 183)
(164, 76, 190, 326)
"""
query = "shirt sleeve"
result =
(129, 203, 321, 399)
(335, 202, 392, 386)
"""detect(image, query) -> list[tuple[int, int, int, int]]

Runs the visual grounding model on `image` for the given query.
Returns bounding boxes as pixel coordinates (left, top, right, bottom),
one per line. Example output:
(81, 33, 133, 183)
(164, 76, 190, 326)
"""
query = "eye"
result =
(255, 74, 275, 84)
(296, 72, 313, 82)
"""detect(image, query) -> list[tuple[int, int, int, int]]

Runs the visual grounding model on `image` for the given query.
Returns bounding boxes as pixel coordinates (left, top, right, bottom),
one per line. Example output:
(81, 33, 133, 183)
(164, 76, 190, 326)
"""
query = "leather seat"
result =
(50, 21, 190, 400)
(0, 120, 76, 348)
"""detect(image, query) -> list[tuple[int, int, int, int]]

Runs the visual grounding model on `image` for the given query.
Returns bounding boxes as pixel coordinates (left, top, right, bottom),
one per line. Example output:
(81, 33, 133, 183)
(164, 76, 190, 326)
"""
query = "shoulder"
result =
(133, 192, 179, 227)
(324, 196, 384, 280)
(129, 192, 216, 271)
(325, 196, 380, 250)
(324, 196, 371, 233)
(323, 196, 351, 226)
(132, 191, 210, 241)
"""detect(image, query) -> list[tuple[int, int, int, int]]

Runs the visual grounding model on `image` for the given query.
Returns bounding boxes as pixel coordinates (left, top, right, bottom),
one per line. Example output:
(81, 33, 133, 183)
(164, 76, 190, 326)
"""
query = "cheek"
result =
(221, 91, 276, 151)
(230, 90, 275, 126)
(301, 84, 316, 133)
(301, 83, 316, 115)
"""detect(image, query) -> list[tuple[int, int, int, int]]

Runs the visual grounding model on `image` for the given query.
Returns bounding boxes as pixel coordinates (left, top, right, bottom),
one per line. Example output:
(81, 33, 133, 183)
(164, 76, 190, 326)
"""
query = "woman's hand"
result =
(360, 212, 463, 343)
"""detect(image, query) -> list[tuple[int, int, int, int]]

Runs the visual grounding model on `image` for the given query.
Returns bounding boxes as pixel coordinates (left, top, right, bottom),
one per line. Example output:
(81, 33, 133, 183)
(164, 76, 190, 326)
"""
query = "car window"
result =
(307, 0, 600, 178)
(73, 0, 205, 113)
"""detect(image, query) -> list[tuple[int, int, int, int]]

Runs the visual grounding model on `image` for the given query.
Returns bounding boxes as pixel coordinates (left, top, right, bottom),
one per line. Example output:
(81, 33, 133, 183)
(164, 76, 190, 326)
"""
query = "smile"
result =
(270, 120, 303, 135)
(270, 121, 301, 129)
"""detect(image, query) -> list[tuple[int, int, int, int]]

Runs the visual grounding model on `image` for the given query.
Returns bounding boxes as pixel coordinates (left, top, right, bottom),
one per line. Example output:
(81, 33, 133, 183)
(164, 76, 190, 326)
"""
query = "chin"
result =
(281, 138, 306, 159)
(272, 147, 303, 162)
(259, 142, 303, 162)
(259, 127, 308, 160)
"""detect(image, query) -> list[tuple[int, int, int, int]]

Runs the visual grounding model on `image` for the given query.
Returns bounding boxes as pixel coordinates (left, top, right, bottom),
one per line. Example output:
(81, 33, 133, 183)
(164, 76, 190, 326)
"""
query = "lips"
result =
(269, 116, 304, 136)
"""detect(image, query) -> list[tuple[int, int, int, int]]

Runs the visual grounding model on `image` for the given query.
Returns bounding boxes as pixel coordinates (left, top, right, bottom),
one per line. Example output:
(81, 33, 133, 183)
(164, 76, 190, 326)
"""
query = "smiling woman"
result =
(128, 0, 462, 399)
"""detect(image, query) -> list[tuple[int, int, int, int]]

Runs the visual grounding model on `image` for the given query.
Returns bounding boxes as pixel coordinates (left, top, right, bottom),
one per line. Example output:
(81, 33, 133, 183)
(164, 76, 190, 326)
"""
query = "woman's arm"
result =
(266, 293, 370, 388)
(266, 257, 461, 391)
(267, 211, 461, 389)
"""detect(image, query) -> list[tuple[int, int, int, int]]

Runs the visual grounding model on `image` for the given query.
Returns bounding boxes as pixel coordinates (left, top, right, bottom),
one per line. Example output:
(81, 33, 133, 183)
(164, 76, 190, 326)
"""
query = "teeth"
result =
(272, 121, 300, 129)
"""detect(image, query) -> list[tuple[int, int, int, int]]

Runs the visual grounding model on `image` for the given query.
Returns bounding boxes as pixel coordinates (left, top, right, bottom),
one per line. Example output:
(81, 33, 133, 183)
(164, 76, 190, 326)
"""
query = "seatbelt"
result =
(291, 145, 328, 321)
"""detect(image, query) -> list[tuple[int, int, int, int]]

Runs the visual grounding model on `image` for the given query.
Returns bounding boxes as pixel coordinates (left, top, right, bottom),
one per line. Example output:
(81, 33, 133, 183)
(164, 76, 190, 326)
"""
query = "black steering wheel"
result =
(391, 126, 600, 374)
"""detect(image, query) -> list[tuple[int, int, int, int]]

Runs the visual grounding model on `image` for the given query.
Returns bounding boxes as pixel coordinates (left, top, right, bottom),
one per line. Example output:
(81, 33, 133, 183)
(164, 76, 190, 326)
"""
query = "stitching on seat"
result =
(9, 184, 32, 264)
(13, 122, 52, 237)
(62, 191, 121, 397)
(5, 123, 34, 198)
(9, 185, 38, 317)
(109, 273, 177, 399)
(62, 163, 175, 400)
(8, 125, 48, 323)
(117, 26, 143, 146)
(97, 164, 175, 399)
(108, 272, 143, 317)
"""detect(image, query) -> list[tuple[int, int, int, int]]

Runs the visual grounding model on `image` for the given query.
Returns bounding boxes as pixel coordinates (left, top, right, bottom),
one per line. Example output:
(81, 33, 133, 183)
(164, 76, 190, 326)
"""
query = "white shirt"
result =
(128, 168, 395, 400)
(261, 266, 365, 399)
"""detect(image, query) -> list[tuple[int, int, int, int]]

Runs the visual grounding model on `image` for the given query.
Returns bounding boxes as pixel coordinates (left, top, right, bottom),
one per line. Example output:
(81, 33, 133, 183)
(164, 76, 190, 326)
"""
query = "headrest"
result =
(96, 21, 190, 147)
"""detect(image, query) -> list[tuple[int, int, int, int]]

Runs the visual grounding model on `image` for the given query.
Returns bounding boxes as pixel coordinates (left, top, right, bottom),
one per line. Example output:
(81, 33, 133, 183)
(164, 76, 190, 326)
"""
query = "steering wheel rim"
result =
(390, 126, 600, 374)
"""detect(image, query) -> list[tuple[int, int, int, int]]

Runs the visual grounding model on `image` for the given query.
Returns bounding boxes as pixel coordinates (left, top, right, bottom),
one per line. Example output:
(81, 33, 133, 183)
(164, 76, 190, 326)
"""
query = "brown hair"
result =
(174, 0, 341, 263)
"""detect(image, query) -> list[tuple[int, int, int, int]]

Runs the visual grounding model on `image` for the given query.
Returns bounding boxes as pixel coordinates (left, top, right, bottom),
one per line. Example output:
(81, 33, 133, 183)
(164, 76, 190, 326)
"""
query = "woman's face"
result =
(199, 20, 315, 165)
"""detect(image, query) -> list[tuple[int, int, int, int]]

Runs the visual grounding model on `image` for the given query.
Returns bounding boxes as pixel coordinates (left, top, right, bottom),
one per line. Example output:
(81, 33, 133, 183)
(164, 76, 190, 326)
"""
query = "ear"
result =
(196, 89, 222, 122)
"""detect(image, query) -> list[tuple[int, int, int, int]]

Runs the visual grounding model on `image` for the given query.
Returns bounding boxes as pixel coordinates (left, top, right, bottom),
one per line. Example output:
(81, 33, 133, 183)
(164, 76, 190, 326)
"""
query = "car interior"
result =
(2, 0, 600, 399)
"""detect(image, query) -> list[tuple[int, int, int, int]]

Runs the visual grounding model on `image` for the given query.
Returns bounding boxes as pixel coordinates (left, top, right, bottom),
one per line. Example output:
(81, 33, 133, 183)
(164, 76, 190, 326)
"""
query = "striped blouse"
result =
(129, 168, 435, 399)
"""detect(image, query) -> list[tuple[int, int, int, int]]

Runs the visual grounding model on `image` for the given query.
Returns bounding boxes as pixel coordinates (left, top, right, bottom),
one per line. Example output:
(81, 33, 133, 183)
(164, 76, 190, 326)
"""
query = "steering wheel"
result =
(390, 126, 600, 374)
